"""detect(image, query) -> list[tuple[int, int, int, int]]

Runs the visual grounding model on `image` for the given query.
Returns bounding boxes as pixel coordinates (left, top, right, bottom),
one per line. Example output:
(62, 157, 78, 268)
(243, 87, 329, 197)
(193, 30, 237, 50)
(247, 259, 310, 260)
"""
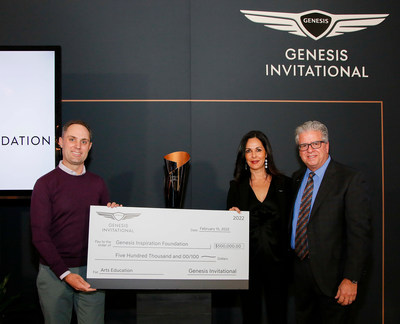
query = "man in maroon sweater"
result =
(31, 120, 119, 324)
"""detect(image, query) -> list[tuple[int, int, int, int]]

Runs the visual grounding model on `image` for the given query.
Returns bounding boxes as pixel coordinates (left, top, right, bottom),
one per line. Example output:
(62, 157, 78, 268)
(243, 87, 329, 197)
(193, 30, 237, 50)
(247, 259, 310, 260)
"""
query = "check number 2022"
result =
(233, 215, 245, 221)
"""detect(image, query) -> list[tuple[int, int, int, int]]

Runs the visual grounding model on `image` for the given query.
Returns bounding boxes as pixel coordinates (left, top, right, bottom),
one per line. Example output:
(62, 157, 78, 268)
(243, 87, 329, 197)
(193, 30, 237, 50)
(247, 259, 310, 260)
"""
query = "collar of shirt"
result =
(304, 155, 331, 185)
(58, 160, 86, 176)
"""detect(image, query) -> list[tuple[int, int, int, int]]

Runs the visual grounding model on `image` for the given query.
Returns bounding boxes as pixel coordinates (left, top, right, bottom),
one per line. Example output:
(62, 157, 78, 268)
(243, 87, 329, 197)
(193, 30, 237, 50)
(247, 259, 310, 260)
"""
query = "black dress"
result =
(227, 175, 291, 324)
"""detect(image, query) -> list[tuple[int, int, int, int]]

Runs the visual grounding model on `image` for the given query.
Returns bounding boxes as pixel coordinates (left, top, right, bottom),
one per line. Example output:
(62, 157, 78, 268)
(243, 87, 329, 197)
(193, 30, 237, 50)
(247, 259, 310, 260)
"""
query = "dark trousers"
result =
(240, 259, 288, 324)
(294, 257, 351, 324)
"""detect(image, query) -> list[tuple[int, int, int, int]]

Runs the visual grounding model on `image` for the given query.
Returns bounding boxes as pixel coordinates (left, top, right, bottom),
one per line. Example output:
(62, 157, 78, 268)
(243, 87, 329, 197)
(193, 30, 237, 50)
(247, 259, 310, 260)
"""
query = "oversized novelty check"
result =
(87, 206, 249, 289)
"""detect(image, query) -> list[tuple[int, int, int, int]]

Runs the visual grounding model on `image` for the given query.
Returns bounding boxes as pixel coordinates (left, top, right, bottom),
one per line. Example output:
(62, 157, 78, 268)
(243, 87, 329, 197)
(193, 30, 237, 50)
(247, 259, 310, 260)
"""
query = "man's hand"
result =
(107, 202, 122, 208)
(335, 278, 357, 306)
(64, 273, 96, 292)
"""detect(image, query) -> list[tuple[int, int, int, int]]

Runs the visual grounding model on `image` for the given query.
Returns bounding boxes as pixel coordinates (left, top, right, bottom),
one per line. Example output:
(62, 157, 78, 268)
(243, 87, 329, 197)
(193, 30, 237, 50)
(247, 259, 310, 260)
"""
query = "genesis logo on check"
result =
(97, 211, 141, 221)
(241, 9, 388, 40)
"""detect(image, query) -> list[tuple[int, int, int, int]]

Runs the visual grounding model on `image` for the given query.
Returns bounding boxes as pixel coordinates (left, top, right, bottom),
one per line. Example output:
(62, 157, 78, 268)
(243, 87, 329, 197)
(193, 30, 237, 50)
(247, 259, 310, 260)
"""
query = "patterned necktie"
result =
(295, 172, 315, 260)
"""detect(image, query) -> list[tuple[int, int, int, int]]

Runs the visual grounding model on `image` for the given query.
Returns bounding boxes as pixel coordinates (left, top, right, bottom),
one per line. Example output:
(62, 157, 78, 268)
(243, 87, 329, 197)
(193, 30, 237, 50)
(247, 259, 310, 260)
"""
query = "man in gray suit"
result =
(290, 120, 371, 324)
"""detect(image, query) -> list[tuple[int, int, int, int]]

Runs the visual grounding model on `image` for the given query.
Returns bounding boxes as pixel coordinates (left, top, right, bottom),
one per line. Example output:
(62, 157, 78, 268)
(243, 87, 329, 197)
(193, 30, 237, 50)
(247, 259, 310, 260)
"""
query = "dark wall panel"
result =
(62, 102, 192, 207)
(191, 101, 382, 323)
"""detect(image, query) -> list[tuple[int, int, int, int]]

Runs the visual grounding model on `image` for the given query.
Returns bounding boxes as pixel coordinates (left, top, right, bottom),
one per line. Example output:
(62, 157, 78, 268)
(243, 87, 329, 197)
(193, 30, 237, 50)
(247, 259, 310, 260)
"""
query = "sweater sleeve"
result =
(30, 178, 69, 278)
(99, 177, 110, 205)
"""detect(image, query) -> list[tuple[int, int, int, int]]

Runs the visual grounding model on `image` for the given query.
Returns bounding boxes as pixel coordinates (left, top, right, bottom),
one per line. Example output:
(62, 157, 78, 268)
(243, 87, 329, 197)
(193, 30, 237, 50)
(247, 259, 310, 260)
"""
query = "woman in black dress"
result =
(227, 130, 291, 324)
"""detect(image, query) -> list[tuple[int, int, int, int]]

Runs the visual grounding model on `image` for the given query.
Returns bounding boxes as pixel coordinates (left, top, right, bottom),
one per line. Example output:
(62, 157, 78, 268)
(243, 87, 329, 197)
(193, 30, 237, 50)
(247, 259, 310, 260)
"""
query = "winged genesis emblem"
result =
(241, 9, 388, 40)
(97, 211, 141, 221)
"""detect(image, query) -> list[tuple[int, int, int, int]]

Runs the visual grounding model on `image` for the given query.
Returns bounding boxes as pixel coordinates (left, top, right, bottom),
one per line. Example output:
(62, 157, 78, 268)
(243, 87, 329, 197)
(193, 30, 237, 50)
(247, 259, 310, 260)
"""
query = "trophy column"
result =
(137, 151, 212, 324)
(163, 151, 191, 208)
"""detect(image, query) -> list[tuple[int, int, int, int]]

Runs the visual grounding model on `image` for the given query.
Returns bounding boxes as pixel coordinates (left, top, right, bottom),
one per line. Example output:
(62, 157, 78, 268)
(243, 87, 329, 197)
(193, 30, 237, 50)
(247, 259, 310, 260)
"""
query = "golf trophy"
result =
(163, 151, 190, 208)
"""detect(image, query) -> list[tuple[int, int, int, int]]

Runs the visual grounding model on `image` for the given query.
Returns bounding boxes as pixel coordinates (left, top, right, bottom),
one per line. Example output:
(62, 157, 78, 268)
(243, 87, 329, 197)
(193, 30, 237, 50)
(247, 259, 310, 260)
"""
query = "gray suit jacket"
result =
(291, 160, 371, 296)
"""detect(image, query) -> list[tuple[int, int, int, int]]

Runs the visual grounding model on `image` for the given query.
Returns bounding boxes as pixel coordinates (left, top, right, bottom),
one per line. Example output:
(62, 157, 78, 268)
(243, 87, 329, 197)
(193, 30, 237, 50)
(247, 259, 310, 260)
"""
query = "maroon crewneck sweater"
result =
(30, 167, 109, 277)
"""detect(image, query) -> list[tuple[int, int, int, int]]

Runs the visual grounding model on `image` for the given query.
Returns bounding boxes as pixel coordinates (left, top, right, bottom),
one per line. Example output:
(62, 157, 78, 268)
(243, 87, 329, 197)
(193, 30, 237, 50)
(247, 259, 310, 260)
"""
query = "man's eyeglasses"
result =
(298, 141, 326, 151)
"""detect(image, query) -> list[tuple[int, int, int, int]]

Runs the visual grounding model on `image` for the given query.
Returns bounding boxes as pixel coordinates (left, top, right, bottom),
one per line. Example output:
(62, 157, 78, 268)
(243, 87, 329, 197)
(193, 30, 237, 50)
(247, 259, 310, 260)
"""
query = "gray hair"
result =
(295, 120, 329, 144)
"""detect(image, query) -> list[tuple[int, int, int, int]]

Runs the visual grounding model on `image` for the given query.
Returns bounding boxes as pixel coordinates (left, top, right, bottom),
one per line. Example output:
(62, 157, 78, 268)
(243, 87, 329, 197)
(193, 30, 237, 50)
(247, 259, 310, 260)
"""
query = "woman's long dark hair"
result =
(233, 130, 281, 182)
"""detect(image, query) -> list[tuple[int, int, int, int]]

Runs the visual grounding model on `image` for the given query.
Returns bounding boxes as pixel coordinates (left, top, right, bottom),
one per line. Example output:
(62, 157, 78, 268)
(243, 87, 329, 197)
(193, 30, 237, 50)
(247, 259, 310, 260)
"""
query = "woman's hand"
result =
(229, 207, 241, 213)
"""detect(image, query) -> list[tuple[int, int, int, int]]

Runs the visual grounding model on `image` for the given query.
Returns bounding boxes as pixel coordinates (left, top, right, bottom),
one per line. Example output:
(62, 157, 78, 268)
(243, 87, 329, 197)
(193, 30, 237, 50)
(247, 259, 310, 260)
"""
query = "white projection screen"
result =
(0, 46, 61, 197)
